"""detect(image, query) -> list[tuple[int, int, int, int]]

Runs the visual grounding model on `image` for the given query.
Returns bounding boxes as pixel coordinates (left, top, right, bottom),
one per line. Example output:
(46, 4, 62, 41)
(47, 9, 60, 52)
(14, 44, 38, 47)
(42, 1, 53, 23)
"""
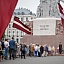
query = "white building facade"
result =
(5, 8, 36, 43)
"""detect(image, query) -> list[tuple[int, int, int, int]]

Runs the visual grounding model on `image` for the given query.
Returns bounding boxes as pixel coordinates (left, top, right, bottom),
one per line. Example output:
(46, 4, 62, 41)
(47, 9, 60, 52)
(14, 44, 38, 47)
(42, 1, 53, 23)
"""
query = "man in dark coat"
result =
(9, 37, 16, 60)
(40, 45, 44, 57)
(20, 42, 26, 59)
(59, 42, 62, 54)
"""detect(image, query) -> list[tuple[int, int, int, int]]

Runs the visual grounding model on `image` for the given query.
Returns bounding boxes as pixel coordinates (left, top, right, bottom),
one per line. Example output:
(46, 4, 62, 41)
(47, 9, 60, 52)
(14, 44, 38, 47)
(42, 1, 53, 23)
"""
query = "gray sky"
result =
(16, 0, 40, 14)
(15, 0, 64, 14)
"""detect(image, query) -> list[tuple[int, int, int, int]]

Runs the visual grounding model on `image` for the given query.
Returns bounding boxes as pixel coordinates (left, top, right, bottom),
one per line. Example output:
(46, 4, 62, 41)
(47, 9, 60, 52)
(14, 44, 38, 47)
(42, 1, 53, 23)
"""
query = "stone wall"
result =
(20, 19, 64, 48)
(20, 35, 64, 48)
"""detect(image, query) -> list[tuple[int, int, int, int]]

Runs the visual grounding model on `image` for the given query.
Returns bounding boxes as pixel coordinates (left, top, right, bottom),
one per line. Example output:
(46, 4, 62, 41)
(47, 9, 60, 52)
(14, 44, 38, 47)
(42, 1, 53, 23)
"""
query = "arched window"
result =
(17, 12, 20, 15)
(21, 17, 23, 21)
(17, 31, 18, 37)
(9, 24, 11, 28)
(30, 12, 32, 15)
(9, 31, 10, 37)
(16, 38, 19, 43)
(13, 31, 14, 37)
(26, 17, 28, 21)
(21, 31, 22, 37)
(21, 12, 25, 15)
(31, 17, 33, 19)
(14, 12, 16, 15)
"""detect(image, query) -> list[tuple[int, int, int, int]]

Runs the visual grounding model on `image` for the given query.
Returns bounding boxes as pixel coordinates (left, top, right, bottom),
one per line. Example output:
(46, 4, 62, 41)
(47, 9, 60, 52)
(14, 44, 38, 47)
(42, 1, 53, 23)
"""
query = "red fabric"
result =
(0, 0, 18, 40)
(13, 16, 31, 34)
(58, 3, 64, 27)
(58, 3, 64, 15)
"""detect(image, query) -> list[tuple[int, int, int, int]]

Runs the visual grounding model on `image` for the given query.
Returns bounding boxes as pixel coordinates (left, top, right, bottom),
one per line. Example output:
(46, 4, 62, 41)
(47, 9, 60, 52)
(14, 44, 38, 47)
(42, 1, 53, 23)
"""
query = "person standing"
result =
(0, 41, 2, 61)
(51, 46, 55, 56)
(4, 39, 9, 60)
(1, 40, 5, 60)
(20, 42, 26, 59)
(30, 44, 34, 57)
(40, 45, 44, 57)
(34, 44, 38, 57)
(59, 42, 62, 54)
(9, 37, 15, 60)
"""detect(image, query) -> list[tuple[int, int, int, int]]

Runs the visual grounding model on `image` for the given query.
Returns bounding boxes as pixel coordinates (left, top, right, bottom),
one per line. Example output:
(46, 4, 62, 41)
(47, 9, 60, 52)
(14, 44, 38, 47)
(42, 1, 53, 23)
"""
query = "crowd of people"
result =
(0, 37, 63, 62)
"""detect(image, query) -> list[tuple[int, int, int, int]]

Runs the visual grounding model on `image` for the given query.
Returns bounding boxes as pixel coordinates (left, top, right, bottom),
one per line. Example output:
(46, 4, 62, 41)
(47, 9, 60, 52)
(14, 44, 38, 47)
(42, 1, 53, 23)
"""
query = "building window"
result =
(7, 30, 8, 37)
(21, 31, 23, 37)
(18, 12, 20, 15)
(21, 12, 25, 15)
(31, 17, 33, 19)
(9, 31, 10, 37)
(30, 12, 32, 15)
(13, 31, 14, 37)
(22, 32, 24, 36)
(16, 38, 19, 43)
(14, 12, 16, 15)
(9, 24, 11, 28)
(21, 18, 23, 21)
(17, 31, 18, 37)
(26, 17, 28, 21)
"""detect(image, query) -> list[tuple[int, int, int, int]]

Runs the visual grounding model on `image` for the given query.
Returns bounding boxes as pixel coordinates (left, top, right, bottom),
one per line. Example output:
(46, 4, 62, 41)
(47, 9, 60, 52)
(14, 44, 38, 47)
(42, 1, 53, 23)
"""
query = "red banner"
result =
(0, 0, 18, 39)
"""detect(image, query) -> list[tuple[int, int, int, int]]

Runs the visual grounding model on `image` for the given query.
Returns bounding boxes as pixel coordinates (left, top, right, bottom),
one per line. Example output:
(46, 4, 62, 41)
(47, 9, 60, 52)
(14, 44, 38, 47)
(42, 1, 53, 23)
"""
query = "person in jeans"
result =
(9, 37, 15, 60)
(4, 39, 9, 60)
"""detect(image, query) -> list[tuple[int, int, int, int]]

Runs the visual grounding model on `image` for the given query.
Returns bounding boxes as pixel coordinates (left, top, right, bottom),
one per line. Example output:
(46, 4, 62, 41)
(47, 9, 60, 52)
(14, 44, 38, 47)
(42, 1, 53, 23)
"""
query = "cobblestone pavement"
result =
(0, 56, 64, 64)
